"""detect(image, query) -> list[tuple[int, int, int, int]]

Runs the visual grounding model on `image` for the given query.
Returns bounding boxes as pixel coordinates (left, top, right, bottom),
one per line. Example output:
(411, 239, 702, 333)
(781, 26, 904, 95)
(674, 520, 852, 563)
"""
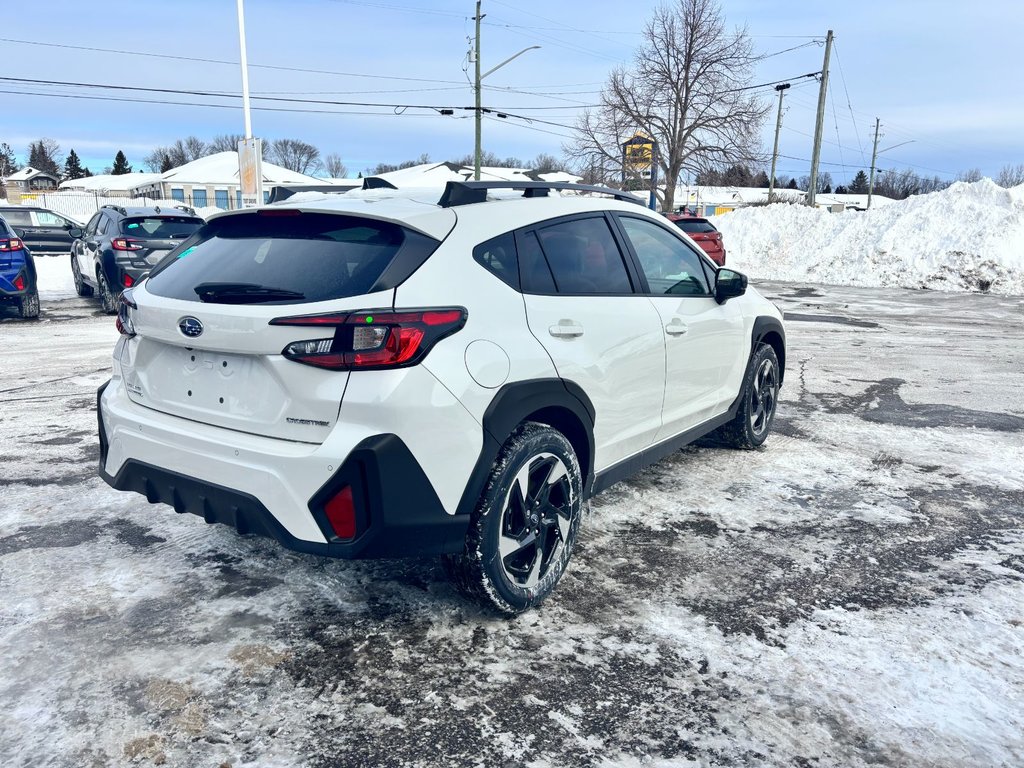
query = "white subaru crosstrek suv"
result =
(98, 181, 784, 613)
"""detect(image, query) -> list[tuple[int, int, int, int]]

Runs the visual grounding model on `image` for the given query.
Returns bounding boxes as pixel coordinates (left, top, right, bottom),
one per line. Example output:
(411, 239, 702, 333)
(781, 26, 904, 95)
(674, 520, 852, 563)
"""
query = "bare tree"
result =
(324, 153, 348, 178)
(996, 163, 1024, 187)
(210, 134, 246, 153)
(269, 139, 322, 174)
(531, 153, 563, 173)
(564, 0, 768, 210)
(874, 168, 922, 200)
(958, 168, 983, 183)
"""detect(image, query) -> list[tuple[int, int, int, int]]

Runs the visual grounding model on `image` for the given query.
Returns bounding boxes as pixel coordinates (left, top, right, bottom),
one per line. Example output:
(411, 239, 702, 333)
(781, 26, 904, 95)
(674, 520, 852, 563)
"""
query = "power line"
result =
(0, 37, 466, 85)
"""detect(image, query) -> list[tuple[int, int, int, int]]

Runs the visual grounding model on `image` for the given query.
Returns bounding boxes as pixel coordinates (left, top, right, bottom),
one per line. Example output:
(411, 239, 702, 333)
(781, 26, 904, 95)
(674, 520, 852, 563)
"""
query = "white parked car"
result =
(98, 181, 785, 613)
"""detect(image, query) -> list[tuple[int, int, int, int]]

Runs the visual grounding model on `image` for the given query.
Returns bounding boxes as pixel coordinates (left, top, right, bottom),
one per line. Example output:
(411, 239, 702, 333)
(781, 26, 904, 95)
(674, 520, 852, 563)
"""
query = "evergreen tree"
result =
(63, 149, 86, 180)
(834, 185, 848, 194)
(111, 150, 132, 175)
(84, 167, 94, 177)
(823, 183, 832, 194)
(27, 139, 62, 177)
(0, 142, 20, 177)
(752, 170, 770, 188)
(849, 170, 869, 194)
(159, 153, 174, 173)
(786, 178, 798, 190)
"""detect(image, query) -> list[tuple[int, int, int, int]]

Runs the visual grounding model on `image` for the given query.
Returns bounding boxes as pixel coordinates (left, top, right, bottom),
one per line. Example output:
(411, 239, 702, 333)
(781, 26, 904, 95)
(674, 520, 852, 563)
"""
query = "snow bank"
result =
(714, 179, 1024, 294)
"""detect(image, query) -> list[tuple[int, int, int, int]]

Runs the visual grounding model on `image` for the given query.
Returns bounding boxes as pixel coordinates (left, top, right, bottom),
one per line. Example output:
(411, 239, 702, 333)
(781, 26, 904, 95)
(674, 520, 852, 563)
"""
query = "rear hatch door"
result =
(121, 209, 447, 444)
(119, 215, 205, 268)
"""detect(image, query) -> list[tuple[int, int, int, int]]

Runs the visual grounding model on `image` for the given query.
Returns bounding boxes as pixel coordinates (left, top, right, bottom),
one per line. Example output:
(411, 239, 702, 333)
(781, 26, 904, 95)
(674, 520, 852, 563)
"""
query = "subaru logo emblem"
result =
(178, 316, 204, 338)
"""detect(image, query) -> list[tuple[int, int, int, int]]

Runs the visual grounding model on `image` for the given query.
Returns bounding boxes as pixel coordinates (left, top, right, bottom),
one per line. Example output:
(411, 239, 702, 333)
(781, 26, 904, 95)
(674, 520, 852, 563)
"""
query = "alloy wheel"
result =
(497, 452, 573, 589)
(750, 358, 778, 437)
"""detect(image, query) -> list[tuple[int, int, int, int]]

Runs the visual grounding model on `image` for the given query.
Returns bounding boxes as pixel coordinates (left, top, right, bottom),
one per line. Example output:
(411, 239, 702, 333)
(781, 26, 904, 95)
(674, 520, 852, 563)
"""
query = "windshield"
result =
(145, 211, 432, 305)
(121, 216, 203, 238)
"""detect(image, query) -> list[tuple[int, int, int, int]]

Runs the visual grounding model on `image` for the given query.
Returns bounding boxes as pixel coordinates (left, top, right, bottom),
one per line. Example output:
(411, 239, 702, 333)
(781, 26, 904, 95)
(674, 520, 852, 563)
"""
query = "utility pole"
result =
(768, 83, 790, 202)
(473, 0, 482, 180)
(867, 117, 881, 210)
(807, 29, 833, 208)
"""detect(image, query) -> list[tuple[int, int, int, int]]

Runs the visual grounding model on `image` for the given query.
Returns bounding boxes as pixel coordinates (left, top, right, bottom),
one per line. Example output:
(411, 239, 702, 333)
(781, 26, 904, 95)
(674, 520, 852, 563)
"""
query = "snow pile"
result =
(714, 179, 1024, 294)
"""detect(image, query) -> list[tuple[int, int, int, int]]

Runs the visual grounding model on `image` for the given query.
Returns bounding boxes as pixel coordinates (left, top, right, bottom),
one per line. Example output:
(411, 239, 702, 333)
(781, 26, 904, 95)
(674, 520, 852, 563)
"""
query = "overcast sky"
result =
(2, 0, 1021, 184)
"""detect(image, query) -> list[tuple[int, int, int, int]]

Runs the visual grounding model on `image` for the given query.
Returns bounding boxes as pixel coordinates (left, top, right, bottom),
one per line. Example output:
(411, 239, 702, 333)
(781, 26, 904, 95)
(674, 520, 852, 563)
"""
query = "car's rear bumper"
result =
(97, 379, 472, 558)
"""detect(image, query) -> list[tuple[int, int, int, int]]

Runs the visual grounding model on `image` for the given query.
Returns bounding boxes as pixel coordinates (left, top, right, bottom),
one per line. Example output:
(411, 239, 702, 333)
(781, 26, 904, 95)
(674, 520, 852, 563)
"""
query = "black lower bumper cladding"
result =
(97, 383, 469, 559)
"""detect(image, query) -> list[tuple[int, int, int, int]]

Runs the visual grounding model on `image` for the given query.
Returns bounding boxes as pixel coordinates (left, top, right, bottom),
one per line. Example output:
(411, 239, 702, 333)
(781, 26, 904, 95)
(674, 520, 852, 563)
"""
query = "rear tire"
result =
(17, 289, 40, 319)
(444, 422, 583, 614)
(97, 269, 118, 314)
(72, 255, 93, 297)
(713, 342, 780, 449)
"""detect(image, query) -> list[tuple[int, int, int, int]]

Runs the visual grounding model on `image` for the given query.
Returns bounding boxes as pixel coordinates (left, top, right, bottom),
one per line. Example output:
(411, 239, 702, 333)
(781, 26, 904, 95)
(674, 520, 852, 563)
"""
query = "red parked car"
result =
(664, 213, 726, 266)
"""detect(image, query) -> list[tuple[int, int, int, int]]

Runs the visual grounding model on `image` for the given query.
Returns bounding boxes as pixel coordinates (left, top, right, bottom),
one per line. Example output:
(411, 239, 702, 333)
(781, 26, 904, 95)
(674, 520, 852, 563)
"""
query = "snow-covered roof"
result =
(7, 166, 58, 182)
(159, 151, 321, 186)
(59, 173, 162, 192)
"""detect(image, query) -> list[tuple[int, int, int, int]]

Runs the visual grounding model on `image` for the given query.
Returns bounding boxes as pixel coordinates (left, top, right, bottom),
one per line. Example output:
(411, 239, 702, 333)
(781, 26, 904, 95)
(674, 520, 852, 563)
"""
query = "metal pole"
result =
(807, 29, 832, 208)
(237, 0, 253, 139)
(768, 83, 790, 202)
(868, 117, 880, 210)
(474, 0, 482, 181)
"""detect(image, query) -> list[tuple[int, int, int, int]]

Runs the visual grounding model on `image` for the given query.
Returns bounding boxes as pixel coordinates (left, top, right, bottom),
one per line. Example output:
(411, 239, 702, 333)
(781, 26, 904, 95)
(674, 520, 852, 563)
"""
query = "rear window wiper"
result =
(194, 282, 305, 303)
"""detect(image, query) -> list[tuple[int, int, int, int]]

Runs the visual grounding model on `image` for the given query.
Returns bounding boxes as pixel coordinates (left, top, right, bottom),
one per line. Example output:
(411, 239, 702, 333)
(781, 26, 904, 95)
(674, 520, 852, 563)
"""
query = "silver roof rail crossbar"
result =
(438, 180, 644, 208)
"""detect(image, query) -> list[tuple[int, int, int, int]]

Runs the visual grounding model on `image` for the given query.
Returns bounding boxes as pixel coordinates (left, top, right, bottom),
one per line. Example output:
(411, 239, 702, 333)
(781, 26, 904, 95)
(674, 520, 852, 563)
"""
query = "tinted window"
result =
(97, 216, 109, 235)
(0, 217, 13, 236)
(33, 210, 69, 227)
(674, 219, 717, 234)
(145, 212, 428, 305)
(121, 216, 203, 238)
(618, 216, 711, 296)
(85, 213, 101, 236)
(534, 216, 632, 295)
(1, 209, 32, 227)
(473, 232, 518, 289)
(517, 230, 556, 294)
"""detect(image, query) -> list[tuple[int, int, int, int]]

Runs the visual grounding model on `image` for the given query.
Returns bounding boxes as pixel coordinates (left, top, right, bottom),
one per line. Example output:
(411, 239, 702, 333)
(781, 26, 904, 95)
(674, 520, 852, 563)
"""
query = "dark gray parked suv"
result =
(0, 205, 80, 255)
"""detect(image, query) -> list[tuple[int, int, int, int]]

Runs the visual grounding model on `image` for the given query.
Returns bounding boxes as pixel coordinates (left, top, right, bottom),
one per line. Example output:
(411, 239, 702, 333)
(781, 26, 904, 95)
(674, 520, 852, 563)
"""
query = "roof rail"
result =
(172, 204, 197, 216)
(438, 180, 644, 208)
(101, 204, 127, 216)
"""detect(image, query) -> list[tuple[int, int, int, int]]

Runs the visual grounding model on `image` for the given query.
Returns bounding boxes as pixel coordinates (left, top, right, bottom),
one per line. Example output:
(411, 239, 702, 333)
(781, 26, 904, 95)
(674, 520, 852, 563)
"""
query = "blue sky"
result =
(2, 0, 1021, 184)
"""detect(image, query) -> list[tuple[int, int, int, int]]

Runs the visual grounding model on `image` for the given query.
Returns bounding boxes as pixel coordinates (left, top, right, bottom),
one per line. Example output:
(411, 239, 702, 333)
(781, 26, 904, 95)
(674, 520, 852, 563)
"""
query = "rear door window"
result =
(2, 210, 32, 227)
(145, 211, 437, 304)
(533, 216, 633, 295)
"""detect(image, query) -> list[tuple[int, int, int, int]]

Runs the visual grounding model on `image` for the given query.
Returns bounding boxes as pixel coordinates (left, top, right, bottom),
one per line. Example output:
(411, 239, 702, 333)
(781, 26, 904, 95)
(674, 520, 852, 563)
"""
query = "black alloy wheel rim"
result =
(750, 358, 778, 437)
(72, 257, 82, 289)
(498, 452, 573, 589)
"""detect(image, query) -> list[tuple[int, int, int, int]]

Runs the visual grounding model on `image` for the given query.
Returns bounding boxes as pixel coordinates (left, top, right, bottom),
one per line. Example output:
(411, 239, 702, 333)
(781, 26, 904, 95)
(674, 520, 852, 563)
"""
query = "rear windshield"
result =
(145, 212, 426, 304)
(674, 219, 717, 234)
(121, 216, 204, 238)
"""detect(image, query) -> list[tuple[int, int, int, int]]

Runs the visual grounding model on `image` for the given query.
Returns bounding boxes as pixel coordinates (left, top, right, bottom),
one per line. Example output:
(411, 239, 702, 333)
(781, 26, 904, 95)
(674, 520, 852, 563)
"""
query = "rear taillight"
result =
(0, 238, 24, 251)
(271, 307, 467, 371)
(13, 274, 25, 291)
(111, 238, 143, 251)
(123, 274, 135, 288)
(115, 289, 137, 337)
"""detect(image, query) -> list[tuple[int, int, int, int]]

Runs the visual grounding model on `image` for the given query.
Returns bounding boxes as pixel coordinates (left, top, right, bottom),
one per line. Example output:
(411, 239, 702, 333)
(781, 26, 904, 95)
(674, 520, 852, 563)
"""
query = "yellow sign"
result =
(622, 133, 654, 171)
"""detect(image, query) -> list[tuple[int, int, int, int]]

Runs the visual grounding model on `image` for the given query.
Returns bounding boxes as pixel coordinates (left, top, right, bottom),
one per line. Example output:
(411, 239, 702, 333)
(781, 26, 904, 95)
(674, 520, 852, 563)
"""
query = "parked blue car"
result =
(0, 215, 40, 319)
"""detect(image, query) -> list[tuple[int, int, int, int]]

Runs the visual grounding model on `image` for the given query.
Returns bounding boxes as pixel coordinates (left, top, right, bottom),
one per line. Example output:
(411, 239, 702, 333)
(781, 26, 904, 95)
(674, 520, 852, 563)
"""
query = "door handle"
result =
(549, 320, 584, 338)
(665, 320, 689, 336)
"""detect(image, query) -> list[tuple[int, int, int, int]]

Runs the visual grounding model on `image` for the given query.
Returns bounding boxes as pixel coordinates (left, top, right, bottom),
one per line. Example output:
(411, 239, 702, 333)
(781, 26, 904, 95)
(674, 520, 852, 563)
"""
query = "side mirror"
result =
(68, 227, 84, 239)
(715, 268, 747, 304)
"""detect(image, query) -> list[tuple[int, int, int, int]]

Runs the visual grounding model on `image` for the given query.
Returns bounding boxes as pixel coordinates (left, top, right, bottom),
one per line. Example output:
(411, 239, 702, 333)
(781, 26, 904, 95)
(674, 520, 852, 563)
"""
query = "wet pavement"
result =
(1, 282, 1022, 767)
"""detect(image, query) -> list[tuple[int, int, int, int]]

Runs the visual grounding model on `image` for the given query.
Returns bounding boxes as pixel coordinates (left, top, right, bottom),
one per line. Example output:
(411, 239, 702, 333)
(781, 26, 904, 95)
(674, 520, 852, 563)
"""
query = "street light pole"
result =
(236, 0, 253, 139)
(472, 2, 538, 180)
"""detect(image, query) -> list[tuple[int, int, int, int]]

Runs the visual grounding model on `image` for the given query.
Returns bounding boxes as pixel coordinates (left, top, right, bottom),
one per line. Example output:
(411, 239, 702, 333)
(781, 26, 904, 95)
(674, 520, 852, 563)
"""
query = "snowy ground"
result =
(1, 275, 1022, 767)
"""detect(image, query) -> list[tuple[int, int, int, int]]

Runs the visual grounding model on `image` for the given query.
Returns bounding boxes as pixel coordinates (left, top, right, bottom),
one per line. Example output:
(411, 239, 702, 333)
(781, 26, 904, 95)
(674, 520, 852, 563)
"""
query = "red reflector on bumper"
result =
(13, 275, 25, 291)
(325, 486, 356, 539)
